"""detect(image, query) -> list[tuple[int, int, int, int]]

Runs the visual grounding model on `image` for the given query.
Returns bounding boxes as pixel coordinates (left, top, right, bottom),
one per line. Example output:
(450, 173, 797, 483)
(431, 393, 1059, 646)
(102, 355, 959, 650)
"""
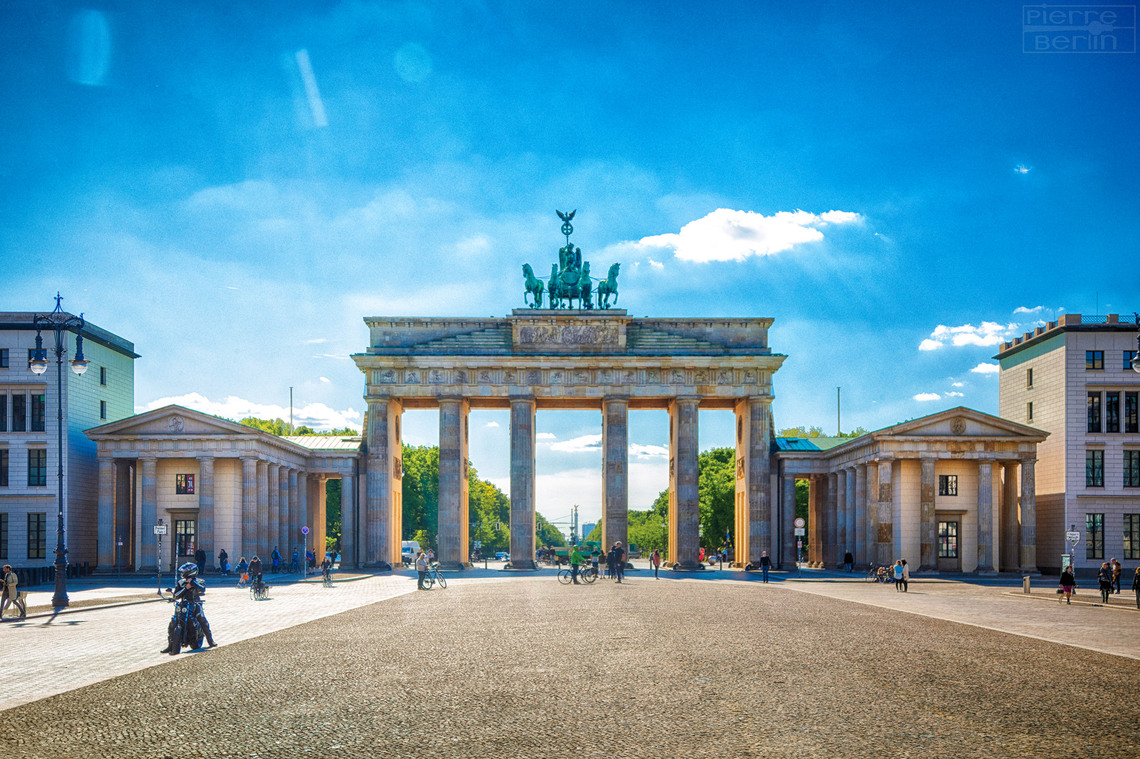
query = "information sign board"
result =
(794, 527, 806, 536)
(153, 524, 167, 535)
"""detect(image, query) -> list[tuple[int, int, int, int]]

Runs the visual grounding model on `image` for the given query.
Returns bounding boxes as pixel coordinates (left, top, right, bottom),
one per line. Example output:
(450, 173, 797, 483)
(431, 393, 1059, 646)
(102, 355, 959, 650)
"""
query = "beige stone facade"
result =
(997, 313, 1140, 573)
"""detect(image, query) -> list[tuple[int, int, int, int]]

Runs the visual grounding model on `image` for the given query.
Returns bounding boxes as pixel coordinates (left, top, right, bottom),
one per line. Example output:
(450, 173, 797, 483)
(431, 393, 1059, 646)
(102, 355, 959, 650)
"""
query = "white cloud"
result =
(970, 363, 1000, 375)
(920, 321, 1017, 351)
(319, 376, 331, 383)
(313, 353, 352, 360)
(1013, 306, 1044, 315)
(952, 382, 965, 387)
(484, 421, 501, 429)
(913, 393, 941, 402)
(630, 207, 862, 263)
(945, 391, 964, 397)
(535, 432, 557, 440)
(302, 338, 329, 345)
(549, 434, 602, 453)
(918, 339, 942, 351)
(137, 392, 362, 431)
(648, 258, 664, 270)
(629, 443, 669, 459)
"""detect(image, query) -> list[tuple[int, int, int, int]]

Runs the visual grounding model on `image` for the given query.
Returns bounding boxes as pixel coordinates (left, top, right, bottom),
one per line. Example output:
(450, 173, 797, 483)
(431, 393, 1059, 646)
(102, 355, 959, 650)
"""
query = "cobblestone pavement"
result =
(2, 572, 1138, 758)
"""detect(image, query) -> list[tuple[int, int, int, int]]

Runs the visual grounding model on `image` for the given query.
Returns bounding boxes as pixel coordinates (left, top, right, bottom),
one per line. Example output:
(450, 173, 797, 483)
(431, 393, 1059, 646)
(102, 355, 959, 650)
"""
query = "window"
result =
(0, 394, 6, 432)
(1026, 402, 1034, 422)
(1086, 350, 1104, 370)
(99, 366, 106, 386)
(1126, 351, 1137, 371)
(30, 393, 45, 432)
(1026, 368, 1033, 388)
(1087, 392, 1101, 433)
(1086, 449, 1104, 487)
(28, 448, 47, 486)
(1105, 391, 1120, 433)
(0, 513, 6, 559)
(11, 394, 25, 432)
(1126, 515, 1140, 560)
(0, 348, 8, 368)
(937, 521, 959, 558)
(99, 400, 107, 420)
(0, 449, 6, 487)
(1126, 450, 1140, 488)
(938, 474, 958, 496)
(27, 512, 46, 560)
(175, 473, 195, 495)
(1086, 513, 1104, 559)
(175, 519, 196, 558)
(1126, 392, 1138, 434)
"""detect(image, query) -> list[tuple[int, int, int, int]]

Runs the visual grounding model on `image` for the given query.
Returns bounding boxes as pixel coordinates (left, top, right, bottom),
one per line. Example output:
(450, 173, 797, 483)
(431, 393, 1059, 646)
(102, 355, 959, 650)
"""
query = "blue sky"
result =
(4, 1, 1137, 528)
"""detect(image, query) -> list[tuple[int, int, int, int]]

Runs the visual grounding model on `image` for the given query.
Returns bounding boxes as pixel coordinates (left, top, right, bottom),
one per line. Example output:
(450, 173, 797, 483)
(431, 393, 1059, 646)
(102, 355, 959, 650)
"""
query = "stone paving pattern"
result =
(1, 570, 1138, 758)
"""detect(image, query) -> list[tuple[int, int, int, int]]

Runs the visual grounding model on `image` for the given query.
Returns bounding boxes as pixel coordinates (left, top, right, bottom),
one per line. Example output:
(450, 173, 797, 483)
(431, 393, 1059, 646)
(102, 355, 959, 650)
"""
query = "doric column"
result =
(509, 397, 537, 569)
(669, 397, 701, 569)
(835, 470, 847, 566)
(266, 463, 280, 558)
(115, 460, 134, 569)
(198, 456, 215, 569)
(241, 456, 258, 561)
(976, 460, 995, 573)
(1019, 458, 1038, 573)
(825, 472, 839, 568)
(845, 467, 856, 564)
(139, 456, 157, 571)
(1000, 462, 1019, 571)
(315, 475, 328, 561)
(341, 471, 356, 568)
(256, 460, 269, 558)
(919, 458, 937, 572)
(96, 457, 114, 570)
(734, 397, 772, 567)
(297, 472, 310, 560)
(780, 468, 796, 569)
(807, 477, 822, 565)
(364, 397, 402, 569)
(602, 397, 629, 558)
(438, 398, 470, 569)
(854, 464, 867, 566)
(278, 467, 290, 561)
(875, 458, 893, 567)
(287, 469, 299, 559)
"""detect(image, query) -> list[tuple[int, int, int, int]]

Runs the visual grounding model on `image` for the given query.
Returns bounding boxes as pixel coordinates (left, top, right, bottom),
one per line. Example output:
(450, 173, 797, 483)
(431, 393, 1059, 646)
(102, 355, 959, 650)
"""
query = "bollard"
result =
(1023, 575, 1031, 594)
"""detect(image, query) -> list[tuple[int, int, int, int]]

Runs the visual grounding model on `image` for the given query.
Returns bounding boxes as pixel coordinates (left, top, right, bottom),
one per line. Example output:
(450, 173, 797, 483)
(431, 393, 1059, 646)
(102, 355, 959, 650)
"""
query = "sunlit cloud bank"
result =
(137, 392, 362, 431)
(918, 322, 1016, 351)
(630, 208, 862, 263)
(913, 393, 941, 402)
(970, 363, 999, 375)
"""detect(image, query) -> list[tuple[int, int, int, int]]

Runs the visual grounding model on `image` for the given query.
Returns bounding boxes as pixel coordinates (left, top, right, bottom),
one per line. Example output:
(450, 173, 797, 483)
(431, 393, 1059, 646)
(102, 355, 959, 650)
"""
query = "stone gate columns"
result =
(257, 461, 270, 558)
(140, 456, 157, 570)
(115, 460, 134, 568)
(919, 458, 937, 572)
(854, 464, 867, 566)
(509, 397, 537, 569)
(241, 456, 258, 562)
(826, 472, 839, 568)
(97, 457, 114, 569)
(279, 467, 292, 562)
(734, 397, 772, 567)
(341, 471, 356, 568)
(976, 460, 995, 573)
(835, 470, 847, 566)
(364, 398, 402, 569)
(845, 467, 856, 565)
(438, 398, 470, 569)
(297, 472, 310, 559)
(807, 477, 821, 565)
(602, 398, 629, 556)
(1000, 462, 1019, 572)
(267, 463, 279, 559)
(875, 458, 893, 567)
(198, 456, 215, 568)
(1018, 458, 1038, 573)
(669, 398, 700, 570)
(780, 468, 796, 569)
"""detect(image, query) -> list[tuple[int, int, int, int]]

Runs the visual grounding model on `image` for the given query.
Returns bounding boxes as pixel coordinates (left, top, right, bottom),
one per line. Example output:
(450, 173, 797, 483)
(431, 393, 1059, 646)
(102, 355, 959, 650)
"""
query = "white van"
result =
(401, 540, 422, 566)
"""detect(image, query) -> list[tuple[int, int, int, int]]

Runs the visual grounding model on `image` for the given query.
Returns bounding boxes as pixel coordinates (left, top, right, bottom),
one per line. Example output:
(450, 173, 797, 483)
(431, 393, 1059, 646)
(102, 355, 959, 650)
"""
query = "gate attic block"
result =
(353, 309, 785, 569)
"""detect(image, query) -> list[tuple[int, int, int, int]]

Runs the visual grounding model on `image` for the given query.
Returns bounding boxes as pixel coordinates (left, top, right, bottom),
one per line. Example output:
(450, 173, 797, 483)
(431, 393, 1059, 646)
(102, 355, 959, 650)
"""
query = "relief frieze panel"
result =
(517, 325, 619, 346)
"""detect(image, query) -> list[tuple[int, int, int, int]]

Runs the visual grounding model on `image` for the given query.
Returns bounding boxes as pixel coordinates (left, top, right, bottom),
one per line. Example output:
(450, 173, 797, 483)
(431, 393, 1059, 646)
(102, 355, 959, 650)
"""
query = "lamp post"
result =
(28, 293, 89, 610)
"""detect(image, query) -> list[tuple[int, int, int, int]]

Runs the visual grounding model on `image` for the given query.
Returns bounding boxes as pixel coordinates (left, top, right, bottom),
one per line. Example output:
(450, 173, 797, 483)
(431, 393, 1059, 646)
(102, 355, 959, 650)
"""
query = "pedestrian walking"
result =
(892, 560, 904, 592)
(271, 546, 282, 574)
(1111, 558, 1122, 594)
(249, 555, 263, 589)
(1, 564, 26, 620)
(606, 545, 617, 579)
(415, 550, 429, 590)
(1059, 565, 1076, 604)
(759, 550, 771, 583)
(844, 551, 854, 573)
(901, 559, 910, 592)
(194, 547, 206, 578)
(651, 549, 661, 579)
(218, 548, 229, 576)
(1133, 567, 1140, 610)
(614, 542, 626, 583)
(591, 549, 600, 579)
(1098, 562, 1113, 604)
(570, 545, 583, 584)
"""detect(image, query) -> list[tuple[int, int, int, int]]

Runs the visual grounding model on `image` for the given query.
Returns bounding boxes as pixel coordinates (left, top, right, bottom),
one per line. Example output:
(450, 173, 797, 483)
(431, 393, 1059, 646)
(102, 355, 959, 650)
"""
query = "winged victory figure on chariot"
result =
(521, 210, 620, 309)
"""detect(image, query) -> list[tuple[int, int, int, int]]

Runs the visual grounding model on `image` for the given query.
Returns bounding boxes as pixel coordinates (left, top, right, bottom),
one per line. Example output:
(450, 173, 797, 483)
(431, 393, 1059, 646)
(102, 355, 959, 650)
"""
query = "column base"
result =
(670, 561, 706, 571)
(437, 561, 468, 571)
(1018, 566, 1042, 576)
(974, 567, 998, 575)
(361, 560, 393, 571)
(505, 561, 539, 571)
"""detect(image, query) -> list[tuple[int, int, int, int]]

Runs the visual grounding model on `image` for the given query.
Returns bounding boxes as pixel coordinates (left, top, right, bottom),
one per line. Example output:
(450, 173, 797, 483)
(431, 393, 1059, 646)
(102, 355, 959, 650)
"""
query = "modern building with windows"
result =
(997, 313, 1140, 574)
(0, 311, 138, 568)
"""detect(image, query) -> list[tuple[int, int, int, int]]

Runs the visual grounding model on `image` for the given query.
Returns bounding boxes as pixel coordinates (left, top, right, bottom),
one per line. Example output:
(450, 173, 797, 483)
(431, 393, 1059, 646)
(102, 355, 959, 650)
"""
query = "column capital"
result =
(1019, 457, 1038, 466)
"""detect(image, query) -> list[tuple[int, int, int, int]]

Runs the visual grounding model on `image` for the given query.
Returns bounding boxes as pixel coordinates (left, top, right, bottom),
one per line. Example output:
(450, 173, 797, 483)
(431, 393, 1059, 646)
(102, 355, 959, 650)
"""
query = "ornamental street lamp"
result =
(28, 293, 89, 610)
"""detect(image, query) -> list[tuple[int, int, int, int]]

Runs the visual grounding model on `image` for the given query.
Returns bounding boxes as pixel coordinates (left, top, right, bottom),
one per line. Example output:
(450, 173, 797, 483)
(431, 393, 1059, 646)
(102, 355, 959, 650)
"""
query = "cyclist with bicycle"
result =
(569, 545, 584, 584)
(415, 550, 429, 590)
(249, 555, 264, 595)
(320, 554, 332, 585)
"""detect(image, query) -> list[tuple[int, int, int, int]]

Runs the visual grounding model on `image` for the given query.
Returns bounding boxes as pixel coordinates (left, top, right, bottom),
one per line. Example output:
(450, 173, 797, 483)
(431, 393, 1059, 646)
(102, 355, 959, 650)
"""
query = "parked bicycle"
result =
(864, 564, 891, 583)
(421, 562, 447, 590)
(250, 576, 270, 600)
(321, 568, 333, 588)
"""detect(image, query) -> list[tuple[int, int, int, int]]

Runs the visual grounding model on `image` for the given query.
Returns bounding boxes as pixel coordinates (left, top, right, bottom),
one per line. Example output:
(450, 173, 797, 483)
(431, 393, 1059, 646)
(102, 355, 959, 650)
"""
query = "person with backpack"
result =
(1, 565, 26, 620)
(651, 549, 661, 579)
(1098, 562, 1113, 604)
(892, 560, 905, 592)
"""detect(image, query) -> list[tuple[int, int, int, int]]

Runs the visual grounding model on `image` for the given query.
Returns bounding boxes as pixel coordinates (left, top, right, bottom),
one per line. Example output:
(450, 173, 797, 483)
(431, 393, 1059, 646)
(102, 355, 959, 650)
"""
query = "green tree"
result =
(238, 417, 356, 436)
(778, 425, 825, 438)
(698, 447, 735, 550)
(401, 444, 439, 542)
(325, 478, 341, 553)
(536, 513, 568, 548)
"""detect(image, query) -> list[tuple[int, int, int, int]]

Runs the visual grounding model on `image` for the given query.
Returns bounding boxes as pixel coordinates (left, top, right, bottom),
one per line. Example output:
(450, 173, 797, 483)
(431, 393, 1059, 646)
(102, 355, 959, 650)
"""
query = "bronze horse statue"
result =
(522, 264, 545, 308)
(596, 263, 620, 308)
(547, 262, 592, 309)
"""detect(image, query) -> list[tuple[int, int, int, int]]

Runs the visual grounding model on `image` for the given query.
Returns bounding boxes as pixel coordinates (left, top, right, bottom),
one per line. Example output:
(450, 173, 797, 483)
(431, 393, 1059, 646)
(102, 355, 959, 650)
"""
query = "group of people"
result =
(566, 542, 628, 584)
(891, 559, 911, 592)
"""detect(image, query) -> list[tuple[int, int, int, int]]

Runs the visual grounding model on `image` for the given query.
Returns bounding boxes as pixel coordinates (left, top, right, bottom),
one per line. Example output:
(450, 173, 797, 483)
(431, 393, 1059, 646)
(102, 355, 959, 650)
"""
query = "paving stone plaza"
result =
(1, 568, 1137, 758)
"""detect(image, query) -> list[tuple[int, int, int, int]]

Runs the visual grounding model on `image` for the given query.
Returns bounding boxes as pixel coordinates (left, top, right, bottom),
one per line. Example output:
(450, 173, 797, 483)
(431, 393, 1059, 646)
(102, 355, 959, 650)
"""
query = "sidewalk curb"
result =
(1002, 591, 1140, 612)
